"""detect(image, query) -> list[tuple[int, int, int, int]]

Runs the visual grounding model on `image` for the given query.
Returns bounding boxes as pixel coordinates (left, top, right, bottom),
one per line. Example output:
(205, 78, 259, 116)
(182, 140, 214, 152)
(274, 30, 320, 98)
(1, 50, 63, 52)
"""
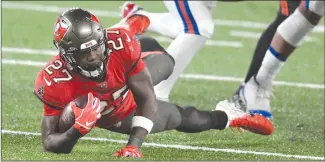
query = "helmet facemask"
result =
(61, 36, 109, 81)
(75, 42, 107, 79)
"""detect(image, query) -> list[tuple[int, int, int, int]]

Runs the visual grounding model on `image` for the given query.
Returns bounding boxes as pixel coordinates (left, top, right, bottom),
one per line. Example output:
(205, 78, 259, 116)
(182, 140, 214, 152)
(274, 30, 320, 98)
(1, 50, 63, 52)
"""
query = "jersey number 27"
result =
(45, 60, 72, 83)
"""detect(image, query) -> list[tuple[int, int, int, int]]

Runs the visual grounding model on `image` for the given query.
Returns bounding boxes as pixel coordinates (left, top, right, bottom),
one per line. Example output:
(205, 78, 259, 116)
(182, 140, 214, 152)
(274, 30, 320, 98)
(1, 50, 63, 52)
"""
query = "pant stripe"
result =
(174, 0, 200, 35)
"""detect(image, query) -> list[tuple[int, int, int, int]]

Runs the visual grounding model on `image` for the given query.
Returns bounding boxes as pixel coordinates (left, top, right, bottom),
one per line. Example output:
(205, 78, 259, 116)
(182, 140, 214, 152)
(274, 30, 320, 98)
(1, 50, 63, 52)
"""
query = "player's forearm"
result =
(135, 95, 157, 120)
(127, 68, 157, 148)
(43, 127, 82, 153)
(128, 97, 157, 148)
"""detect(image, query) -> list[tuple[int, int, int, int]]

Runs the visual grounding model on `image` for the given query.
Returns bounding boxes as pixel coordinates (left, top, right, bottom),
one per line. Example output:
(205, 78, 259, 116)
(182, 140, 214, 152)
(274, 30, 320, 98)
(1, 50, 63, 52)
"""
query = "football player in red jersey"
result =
(34, 8, 274, 158)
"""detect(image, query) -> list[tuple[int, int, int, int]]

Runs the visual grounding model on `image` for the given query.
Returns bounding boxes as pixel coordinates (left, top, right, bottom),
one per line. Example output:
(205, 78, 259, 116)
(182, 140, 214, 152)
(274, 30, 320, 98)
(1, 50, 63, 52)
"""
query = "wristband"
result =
(131, 116, 154, 133)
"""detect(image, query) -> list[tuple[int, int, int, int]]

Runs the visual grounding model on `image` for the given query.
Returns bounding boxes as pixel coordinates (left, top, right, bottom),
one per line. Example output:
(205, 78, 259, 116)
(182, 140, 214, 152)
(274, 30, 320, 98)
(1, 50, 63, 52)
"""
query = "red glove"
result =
(112, 145, 143, 158)
(72, 93, 102, 135)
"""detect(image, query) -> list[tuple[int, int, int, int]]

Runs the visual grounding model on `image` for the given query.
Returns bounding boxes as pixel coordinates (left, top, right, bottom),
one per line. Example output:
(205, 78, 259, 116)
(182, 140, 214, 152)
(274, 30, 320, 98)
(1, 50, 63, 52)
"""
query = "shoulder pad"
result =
(34, 57, 75, 109)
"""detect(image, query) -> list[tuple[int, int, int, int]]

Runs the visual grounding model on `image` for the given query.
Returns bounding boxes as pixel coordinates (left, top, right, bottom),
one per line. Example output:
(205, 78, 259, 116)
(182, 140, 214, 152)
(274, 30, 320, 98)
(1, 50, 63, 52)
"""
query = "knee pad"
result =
(277, 9, 315, 47)
(306, 0, 324, 16)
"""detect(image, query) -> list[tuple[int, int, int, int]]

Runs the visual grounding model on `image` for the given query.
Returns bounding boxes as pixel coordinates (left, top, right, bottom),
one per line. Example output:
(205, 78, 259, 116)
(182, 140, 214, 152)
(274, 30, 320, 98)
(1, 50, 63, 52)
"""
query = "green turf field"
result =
(2, 1, 324, 161)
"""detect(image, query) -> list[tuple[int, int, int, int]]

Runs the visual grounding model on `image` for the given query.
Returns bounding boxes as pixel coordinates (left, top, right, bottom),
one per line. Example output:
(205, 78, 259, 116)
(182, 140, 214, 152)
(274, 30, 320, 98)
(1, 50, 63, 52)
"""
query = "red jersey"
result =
(34, 28, 145, 127)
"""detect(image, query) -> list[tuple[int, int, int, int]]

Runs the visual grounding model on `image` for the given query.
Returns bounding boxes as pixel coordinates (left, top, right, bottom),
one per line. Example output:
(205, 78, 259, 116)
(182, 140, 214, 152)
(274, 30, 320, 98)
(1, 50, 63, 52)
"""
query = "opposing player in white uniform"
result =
(121, 1, 216, 101)
(240, 0, 324, 118)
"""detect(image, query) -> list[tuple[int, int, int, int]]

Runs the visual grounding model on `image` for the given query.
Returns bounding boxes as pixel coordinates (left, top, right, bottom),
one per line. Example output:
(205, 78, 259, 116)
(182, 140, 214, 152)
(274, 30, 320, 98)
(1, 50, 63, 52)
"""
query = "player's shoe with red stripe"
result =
(120, 1, 144, 18)
(215, 100, 274, 135)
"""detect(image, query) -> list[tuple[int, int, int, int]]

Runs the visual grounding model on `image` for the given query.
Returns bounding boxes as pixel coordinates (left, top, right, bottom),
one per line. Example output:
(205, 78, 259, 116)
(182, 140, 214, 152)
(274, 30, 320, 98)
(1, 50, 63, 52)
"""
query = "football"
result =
(58, 95, 88, 133)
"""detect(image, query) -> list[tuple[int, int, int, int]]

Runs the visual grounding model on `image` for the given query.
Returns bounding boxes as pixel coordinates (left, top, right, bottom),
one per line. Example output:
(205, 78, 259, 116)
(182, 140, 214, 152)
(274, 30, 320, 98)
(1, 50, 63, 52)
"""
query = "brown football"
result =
(58, 95, 88, 133)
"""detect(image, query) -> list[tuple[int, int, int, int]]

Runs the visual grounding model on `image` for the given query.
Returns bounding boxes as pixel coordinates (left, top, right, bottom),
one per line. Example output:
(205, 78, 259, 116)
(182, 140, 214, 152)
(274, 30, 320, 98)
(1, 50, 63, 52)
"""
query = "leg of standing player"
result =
(153, 1, 215, 101)
(240, 0, 324, 117)
(243, 0, 302, 83)
(121, 1, 215, 101)
(232, 0, 301, 111)
(143, 12, 181, 39)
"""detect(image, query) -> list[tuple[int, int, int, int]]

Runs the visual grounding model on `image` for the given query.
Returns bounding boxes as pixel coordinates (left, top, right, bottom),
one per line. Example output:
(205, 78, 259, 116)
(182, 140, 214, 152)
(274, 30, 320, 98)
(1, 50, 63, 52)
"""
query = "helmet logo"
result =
(54, 18, 69, 43)
(80, 40, 98, 50)
(90, 14, 100, 23)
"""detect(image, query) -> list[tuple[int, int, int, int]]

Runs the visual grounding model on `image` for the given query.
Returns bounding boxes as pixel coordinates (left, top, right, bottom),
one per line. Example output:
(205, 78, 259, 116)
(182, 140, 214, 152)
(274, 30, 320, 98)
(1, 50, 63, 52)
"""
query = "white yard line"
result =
(2, 46, 324, 89)
(154, 36, 242, 48)
(2, 129, 324, 160)
(213, 19, 324, 33)
(2, 1, 324, 33)
(181, 74, 324, 89)
(2, 59, 47, 67)
(229, 30, 315, 42)
(2, 47, 57, 56)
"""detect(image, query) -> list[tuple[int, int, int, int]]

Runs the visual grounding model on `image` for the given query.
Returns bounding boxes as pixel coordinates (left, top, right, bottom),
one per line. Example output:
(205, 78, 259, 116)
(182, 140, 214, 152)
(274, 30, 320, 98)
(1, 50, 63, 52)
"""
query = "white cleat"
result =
(239, 75, 273, 119)
(215, 100, 247, 123)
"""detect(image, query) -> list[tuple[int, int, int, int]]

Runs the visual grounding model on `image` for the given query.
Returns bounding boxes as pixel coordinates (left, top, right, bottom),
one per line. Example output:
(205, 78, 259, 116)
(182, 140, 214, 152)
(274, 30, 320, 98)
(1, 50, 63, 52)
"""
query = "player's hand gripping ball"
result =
(59, 93, 103, 134)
